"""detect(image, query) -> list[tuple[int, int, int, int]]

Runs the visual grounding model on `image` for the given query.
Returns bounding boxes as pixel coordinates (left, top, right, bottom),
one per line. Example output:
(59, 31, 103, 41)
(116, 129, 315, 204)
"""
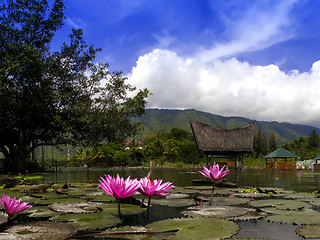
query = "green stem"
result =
(146, 195, 151, 217)
(117, 198, 122, 217)
(209, 182, 215, 206)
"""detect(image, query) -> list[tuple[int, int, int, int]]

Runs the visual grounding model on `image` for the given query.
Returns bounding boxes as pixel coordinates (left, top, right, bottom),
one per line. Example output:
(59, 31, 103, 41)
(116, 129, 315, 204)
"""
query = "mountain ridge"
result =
(138, 108, 320, 144)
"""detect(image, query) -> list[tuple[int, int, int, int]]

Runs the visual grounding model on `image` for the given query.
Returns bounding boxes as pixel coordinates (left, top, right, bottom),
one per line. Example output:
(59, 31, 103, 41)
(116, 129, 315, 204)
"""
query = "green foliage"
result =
(0, 0, 149, 172)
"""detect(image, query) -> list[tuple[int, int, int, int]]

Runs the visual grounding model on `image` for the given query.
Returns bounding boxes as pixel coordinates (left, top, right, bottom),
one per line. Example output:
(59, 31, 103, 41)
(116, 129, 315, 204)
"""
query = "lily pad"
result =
(80, 194, 114, 202)
(249, 199, 311, 210)
(26, 206, 60, 218)
(166, 193, 190, 199)
(99, 203, 145, 215)
(0, 212, 8, 227)
(283, 192, 317, 200)
(49, 202, 103, 213)
(262, 208, 320, 225)
(182, 205, 249, 218)
(296, 224, 320, 238)
(198, 196, 250, 206)
(0, 221, 77, 240)
(152, 198, 195, 207)
(227, 208, 267, 221)
(146, 217, 239, 240)
(50, 211, 121, 230)
(32, 197, 87, 205)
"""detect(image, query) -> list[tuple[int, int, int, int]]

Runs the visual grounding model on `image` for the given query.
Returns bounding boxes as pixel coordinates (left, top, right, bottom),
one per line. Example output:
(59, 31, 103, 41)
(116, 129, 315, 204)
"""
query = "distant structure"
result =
(189, 118, 256, 168)
(264, 147, 299, 169)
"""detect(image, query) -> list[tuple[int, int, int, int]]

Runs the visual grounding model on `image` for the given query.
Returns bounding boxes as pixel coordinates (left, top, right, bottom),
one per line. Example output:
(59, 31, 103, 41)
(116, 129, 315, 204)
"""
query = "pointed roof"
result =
(189, 118, 256, 156)
(264, 147, 299, 158)
(314, 154, 320, 160)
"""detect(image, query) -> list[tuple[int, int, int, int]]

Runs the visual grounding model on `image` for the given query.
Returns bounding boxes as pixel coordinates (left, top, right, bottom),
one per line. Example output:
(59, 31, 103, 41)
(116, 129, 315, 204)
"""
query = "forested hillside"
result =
(138, 109, 320, 144)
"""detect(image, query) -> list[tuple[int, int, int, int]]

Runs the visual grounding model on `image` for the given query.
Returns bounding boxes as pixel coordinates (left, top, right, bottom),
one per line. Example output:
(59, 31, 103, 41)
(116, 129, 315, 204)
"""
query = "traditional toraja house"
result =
(264, 147, 299, 169)
(189, 118, 256, 168)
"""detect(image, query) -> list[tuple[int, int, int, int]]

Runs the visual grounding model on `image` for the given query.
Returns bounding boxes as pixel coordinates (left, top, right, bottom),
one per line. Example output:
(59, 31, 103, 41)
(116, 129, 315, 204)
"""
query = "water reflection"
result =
(39, 168, 320, 192)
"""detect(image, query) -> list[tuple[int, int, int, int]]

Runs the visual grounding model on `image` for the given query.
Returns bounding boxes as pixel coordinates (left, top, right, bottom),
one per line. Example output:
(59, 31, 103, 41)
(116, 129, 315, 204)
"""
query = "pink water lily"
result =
(0, 194, 32, 216)
(199, 164, 230, 206)
(98, 174, 140, 216)
(199, 164, 229, 180)
(139, 178, 175, 216)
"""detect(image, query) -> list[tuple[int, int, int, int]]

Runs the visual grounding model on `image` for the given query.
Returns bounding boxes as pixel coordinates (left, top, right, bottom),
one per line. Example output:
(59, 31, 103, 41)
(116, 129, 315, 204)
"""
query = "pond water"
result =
(38, 167, 320, 193)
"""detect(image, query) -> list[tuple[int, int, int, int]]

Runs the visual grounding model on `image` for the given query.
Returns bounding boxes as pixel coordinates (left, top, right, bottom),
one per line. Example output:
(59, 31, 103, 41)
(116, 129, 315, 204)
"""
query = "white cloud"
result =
(127, 49, 320, 128)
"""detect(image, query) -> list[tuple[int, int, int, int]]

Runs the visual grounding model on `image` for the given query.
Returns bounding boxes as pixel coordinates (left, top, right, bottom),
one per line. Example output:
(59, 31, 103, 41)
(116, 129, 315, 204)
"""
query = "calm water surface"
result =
(39, 168, 320, 192)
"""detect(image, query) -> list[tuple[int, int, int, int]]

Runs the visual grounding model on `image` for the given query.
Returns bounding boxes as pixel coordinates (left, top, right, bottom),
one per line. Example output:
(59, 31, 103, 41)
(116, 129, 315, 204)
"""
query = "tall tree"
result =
(308, 129, 320, 149)
(0, 0, 149, 172)
(269, 131, 277, 152)
(253, 128, 268, 157)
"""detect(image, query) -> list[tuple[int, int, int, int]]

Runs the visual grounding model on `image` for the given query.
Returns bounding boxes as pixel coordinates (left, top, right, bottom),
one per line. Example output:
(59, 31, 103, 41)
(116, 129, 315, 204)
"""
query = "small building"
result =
(189, 118, 256, 168)
(264, 147, 299, 169)
(313, 154, 320, 170)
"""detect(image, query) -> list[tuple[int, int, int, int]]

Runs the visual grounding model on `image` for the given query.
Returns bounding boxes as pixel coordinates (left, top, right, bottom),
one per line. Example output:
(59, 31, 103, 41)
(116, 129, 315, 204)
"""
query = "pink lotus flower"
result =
(198, 164, 230, 206)
(199, 164, 229, 180)
(139, 178, 175, 196)
(98, 174, 140, 216)
(139, 178, 175, 216)
(0, 194, 32, 216)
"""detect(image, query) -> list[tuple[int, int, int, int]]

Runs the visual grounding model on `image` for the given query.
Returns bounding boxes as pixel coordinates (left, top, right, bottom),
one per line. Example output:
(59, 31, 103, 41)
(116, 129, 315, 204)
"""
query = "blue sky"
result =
(53, 0, 320, 128)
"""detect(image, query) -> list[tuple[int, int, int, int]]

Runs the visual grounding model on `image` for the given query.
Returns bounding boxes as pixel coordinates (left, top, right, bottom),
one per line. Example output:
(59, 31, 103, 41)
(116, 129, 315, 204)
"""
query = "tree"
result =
(308, 129, 320, 149)
(253, 128, 268, 157)
(0, 0, 149, 172)
(268, 131, 277, 152)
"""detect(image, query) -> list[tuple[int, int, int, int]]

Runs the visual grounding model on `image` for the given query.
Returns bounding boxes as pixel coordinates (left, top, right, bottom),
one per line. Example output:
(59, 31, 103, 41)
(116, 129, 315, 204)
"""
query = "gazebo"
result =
(313, 154, 320, 170)
(189, 118, 256, 168)
(264, 147, 299, 169)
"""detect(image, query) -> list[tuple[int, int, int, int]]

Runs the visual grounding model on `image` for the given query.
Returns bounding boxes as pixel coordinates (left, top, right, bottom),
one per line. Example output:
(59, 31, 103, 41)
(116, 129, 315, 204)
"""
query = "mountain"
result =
(138, 109, 320, 144)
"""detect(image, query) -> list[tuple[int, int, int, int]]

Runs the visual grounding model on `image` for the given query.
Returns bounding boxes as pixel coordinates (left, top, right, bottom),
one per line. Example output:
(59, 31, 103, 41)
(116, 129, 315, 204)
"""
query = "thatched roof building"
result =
(189, 118, 256, 156)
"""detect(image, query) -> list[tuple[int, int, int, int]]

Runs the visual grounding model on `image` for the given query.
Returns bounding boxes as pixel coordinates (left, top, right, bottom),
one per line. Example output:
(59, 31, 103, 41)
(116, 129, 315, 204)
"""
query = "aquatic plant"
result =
(0, 194, 32, 217)
(198, 164, 229, 206)
(138, 177, 175, 216)
(98, 174, 140, 217)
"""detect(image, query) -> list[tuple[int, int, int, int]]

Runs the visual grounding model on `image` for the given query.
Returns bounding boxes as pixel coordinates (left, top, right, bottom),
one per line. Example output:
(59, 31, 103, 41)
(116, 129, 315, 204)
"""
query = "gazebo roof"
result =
(264, 147, 299, 158)
(189, 118, 256, 156)
(313, 154, 320, 160)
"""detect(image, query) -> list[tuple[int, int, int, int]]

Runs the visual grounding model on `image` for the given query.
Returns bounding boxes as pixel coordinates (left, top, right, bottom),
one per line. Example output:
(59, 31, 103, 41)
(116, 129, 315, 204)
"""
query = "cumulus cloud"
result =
(127, 49, 320, 128)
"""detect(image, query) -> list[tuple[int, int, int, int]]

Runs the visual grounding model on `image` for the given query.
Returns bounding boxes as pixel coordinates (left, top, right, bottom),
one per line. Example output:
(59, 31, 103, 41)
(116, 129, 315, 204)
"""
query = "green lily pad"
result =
(152, 198, 195, 207)
(262, 208, 320, 225)
(0, 212, 8, 227)
(99, 203, 145, 215)
(80, 194, 114, 202)
(227, 208, 267, 221)
(198, 196, 250, 206)
(296, 224, 320, 238)
(182, 205, 249, 218)
(49, 202, 103, 213)
(248, 199, 311, 210)
(26, 206, 60, 218)
(0, 221, 77, 240)
(166, 194, 190, 199)
(146, 217, 239, 240)
(50, 211, 121, 230)
(32, 197, 87, 205)
(169, 187, 199, 195)
(283, 192, 317, 200)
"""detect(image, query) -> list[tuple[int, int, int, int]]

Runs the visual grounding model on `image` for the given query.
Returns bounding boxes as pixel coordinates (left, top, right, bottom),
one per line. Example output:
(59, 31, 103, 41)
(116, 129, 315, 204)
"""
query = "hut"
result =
(264, 147, 299, 169)
(313, 154, 320, 170)
(189, 118, 256, 168)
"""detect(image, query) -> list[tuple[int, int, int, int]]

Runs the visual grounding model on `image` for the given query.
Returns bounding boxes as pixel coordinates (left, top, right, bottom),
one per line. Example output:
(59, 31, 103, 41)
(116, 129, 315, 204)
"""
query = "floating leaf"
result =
(80, 194, 114, 202)
(50, 211, 121, 230)
(99, 203, 145, 215)
(262, 208, 320, 225)
(0, 221, 77, 240)
(152, 198, 195, 207)
(198, 196, 250, 206)
(146, 217, 239, 240)
(32, 197, 87, 205)
(166, 194, 189, 199)
(49, 202, 103, 213)
(227, 208, 267, 221)
(249, 199, 311, 210)
(283, 192, 317, 200)
(296, 224, 320, 238)
(182, 205, 249, 218)
(26, 206, 60, 218)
